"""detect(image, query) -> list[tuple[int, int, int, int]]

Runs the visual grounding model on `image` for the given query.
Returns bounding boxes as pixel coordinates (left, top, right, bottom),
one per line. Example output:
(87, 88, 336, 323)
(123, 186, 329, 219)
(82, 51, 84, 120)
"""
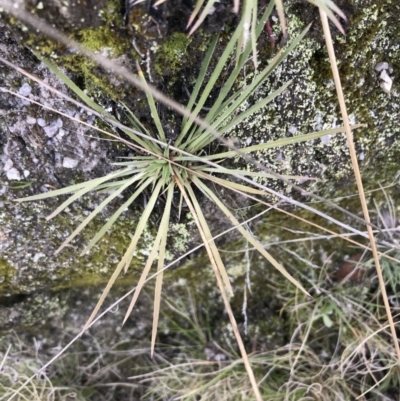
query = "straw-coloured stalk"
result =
(318, 8, 400, 363)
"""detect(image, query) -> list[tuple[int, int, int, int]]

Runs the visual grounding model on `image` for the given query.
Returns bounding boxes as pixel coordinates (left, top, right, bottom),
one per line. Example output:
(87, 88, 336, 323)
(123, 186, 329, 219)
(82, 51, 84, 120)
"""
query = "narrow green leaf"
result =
(190, 81, 292, 152)
(120, 102, 162, 153)
(183, 23, 312, 153)
(204, 125, 363, 160)
(120, 179, 164, 274)
(240, 0, 254, 50)
(81, 176, 154, 255)
(179, 35, 219, 137)
(55, 174, 145, 255)
(34, 52, 113, 119)
(138, 66, 166, 143)
(219, 81, 292, 135)
(15, 168, 133, 202)
(93, 175, 147, 192)
(185, 2, 275, 139)
(250, 0, 258, 67)
(179, 20, 245, 143)
(112, 160, 152, 167)
(46, 168, 136, 220)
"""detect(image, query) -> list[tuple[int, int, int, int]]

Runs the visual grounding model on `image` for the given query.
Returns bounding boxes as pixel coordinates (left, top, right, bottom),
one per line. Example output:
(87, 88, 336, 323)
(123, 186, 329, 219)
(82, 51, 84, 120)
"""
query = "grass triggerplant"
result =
(9, 4, 361, 399)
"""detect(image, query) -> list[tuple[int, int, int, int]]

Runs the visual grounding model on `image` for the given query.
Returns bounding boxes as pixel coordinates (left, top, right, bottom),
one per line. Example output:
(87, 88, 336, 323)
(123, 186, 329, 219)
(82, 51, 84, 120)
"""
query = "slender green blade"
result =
(190, 80, 292, 152)
(82, 176, 154, 255)
(34, 52, 113, 119)
(179, 20, 245, 143)
(93, 175, 147, 192)
(181, 1, 275, 147)
(219, 81, 292, 136)
(183, 22, 311, 153)
(120, 179, 164, 274)
(178, 34, 219, 140)
(204, 125, 363, 160)
(15, 168, 133, 202)
(250, 0, 258, 67)
(46, 168, 136, 220)
(120, 102, 162, 153)
(240, 0, 253, 50)
(138, 66, 166, 143)
(55, 174, 144, 255)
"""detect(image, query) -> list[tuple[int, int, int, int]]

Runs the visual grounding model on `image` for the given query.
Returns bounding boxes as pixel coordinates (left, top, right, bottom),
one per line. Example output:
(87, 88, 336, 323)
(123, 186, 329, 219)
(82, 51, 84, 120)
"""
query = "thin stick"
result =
(319, 9, 400, 362)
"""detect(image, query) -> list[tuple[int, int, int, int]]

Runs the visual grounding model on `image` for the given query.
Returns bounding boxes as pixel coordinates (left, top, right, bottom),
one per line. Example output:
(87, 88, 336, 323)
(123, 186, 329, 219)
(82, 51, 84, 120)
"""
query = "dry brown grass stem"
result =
(173, 176, 263, 401)
(319, 9, 400, 364)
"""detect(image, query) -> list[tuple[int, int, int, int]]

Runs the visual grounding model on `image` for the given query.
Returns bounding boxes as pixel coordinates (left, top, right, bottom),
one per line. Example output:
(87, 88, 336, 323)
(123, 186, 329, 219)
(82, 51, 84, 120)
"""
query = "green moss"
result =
(155, 32, 193, 78)
(0, 259, 18, 295)
(19, 0, 133, 99)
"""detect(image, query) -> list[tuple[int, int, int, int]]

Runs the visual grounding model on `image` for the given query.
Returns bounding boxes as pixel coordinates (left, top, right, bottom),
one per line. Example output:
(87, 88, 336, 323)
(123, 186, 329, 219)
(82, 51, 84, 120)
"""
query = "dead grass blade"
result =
(151, 183, 174, 356)
(310, 0, 346, 34)
(7, 201, 400, 401)
(173, 172, 263, 401)
(82, 179, 163, 333)
(174, 170, 234, 297)
(274, 0, 287, 38)
(194, 169, 400, 266)
(193, 176, 310, 297)
(319, 9, 400, 362)
(122, 227, 163, 327)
